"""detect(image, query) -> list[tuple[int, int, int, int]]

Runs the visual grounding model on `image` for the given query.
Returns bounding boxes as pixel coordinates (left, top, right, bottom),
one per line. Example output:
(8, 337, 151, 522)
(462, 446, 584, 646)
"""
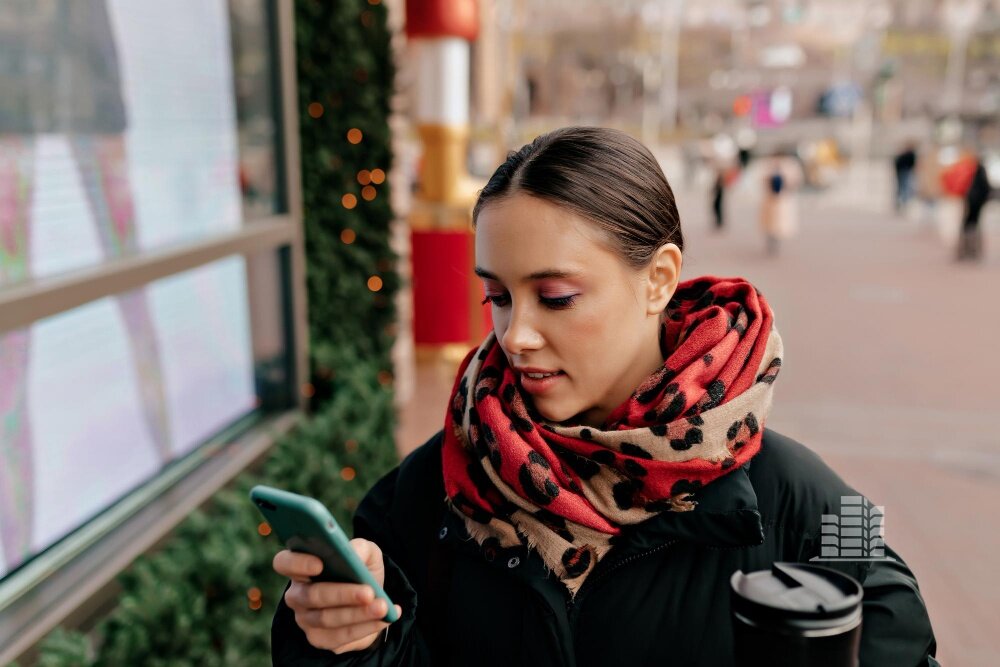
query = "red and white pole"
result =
(405, 0, 488, 353)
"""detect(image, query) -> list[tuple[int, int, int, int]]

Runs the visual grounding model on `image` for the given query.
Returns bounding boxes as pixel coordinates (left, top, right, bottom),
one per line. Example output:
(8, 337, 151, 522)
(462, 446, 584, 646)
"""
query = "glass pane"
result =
(0, 1, 246, 289)
(0, 250, 294, 579)
(230, 0, 284, 217)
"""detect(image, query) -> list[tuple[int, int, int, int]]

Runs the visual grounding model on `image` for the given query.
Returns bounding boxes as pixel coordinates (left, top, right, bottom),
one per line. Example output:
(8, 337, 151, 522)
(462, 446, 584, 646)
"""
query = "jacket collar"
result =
(438, 456, 764, 564)
(611, 461, 764, 558)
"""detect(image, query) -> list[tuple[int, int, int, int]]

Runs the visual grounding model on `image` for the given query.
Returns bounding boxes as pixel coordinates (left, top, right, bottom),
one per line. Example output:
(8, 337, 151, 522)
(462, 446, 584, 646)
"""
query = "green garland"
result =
(29, 1, 398, 664)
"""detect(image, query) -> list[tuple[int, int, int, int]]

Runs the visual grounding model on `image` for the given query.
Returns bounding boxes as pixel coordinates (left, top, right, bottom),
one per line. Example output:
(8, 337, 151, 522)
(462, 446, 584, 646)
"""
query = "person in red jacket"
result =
(956, 154, 992, 261)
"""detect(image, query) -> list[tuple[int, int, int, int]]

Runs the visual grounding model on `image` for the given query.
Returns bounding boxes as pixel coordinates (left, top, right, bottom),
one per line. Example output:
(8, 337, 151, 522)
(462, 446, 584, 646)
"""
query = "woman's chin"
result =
(535, 402, 596, 427)
(534, 402, 576, 424)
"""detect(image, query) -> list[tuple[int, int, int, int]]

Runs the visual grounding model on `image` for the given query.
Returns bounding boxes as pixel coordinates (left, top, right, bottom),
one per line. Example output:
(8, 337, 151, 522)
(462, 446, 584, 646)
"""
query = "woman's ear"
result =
(646, 243, 682, 314)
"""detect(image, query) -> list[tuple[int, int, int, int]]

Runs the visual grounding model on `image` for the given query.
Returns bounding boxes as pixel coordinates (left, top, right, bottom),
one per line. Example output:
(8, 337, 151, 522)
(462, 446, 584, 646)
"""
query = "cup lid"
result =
(730, 563, 863, 627)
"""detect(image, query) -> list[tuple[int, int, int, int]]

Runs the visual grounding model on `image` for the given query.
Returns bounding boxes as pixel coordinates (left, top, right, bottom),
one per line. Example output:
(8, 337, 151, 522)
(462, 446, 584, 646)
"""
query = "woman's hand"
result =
(273, 538, 403, 654)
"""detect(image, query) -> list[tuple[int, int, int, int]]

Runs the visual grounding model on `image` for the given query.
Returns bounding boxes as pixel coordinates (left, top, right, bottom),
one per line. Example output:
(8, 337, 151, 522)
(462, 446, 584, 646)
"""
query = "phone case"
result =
(250, 485, 399, 623)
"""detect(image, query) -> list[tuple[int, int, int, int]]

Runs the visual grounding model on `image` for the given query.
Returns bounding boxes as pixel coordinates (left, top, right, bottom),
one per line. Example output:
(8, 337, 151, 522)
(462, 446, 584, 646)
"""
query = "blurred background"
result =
(0, 0, 997, 664)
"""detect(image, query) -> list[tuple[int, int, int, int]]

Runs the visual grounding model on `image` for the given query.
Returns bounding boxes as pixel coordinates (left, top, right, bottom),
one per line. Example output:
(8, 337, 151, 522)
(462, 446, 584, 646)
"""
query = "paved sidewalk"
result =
(396, 159, 1000, 666)
(680, 166, 999, 666)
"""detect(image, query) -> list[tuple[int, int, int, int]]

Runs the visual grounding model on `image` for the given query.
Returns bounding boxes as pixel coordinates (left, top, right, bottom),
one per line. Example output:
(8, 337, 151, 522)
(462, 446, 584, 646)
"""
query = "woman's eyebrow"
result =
(474, 267, 581, 282)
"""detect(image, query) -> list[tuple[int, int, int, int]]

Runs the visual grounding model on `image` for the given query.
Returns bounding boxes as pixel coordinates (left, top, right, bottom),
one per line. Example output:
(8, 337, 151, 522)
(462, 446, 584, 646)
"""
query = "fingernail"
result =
(369, 600, 385, 616)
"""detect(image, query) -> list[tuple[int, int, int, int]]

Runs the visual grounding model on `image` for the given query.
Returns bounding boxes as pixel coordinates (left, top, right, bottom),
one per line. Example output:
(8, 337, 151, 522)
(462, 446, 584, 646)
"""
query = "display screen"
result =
(1, 0, 242, 289)
(0, 1, 287, 579)
(0, 258, 258, 577)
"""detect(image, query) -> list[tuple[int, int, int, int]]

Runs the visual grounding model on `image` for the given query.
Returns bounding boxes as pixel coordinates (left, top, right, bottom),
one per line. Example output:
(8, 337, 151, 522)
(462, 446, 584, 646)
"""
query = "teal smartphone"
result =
(250, 485, 399, 623)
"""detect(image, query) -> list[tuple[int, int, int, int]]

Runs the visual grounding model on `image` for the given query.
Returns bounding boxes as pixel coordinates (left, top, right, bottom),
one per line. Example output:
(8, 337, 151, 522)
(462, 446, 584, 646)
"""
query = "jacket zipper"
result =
(565, 540, 678, 626)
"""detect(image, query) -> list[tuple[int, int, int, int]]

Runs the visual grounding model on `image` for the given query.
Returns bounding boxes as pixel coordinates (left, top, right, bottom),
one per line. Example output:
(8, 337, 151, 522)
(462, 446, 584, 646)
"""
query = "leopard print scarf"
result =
(441, 276, 783, 596)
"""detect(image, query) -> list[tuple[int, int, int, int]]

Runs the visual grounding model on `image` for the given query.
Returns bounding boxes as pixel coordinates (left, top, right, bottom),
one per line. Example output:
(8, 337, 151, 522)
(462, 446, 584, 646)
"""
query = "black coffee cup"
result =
(730, 562, 863, 667)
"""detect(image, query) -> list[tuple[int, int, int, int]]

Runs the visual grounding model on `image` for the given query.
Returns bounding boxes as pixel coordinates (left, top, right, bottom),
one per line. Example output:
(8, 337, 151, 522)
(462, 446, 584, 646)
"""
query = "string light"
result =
(342, 193, 358, 209)
(357, 169, 372, 185)
(367, 275, 383, 291)
(249, 599, 262, 611)
(362, 185, 377, 201)
(370, 168, 385, 184)
(307, 102, 324, 118)
(347, 128, 363, 144)
(257, 522, 271, 536)
(301, 383, 315, 398)
(341, 467, 357, 481)
(340, 229, 356, 244)
(248, 588, 262, 602)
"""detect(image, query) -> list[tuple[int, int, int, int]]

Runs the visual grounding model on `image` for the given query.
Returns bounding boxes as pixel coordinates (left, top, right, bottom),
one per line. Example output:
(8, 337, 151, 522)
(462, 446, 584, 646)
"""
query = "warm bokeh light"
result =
(733, 95, 752, 116)
(377, 370, 393, 386)
(362, 185, 377, 201)
(307, 102, 324, 118)
(370, 168, 385, 184)
(367, 275, 383, 291)
(340, 228, 356, 244)
(341, 466, 357, 481)
(247, 587, 262, 601)
(342, 193, 358, 209)
(357, 169, 372, 185)
(367, 0, 381, 5)
(257, 522, 271, 536)
(301, 383, 315, 398)
(345, 439, 359, 453)
(347, 128, 363, 144)
(249, 599, 262, 611)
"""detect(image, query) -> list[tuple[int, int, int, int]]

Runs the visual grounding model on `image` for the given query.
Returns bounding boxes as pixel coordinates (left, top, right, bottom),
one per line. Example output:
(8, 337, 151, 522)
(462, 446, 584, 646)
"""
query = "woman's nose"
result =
(500, 305, 543, 355)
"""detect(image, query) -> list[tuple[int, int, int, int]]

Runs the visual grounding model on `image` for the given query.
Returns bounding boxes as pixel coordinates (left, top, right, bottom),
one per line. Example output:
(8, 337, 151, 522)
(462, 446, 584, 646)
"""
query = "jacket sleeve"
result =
(855, 544, 940, 667)
(271, 460, 437, 666)
(760, 433, 939, 667)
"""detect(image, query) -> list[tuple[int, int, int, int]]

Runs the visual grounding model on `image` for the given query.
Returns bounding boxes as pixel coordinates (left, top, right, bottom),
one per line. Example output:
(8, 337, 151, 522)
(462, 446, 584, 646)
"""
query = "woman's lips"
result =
(518, 370, 565, 395)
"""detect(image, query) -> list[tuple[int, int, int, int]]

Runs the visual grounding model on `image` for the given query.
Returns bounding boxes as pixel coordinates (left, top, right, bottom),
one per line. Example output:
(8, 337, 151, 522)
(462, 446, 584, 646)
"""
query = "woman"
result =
(758, 152, 802, 256)
(270, 128, 938, 666)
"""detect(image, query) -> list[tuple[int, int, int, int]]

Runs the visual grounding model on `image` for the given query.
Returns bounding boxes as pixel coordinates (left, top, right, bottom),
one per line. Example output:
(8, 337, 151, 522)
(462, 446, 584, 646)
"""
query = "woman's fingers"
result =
(284, 580, 378, 611)
(271, 541, 396, 654)
(297, 597, 389, 629)
(272, 550, 323, 581)
(349, 538, 385, 583)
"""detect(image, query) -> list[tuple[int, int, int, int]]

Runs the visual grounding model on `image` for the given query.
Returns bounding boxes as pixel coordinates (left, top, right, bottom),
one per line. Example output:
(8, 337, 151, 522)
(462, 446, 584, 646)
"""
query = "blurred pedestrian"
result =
(914, 143, 942, 224)
(957, 154, 991, 262)
(711, 167, 725, 230)
(893, 142, 917, 213)
(759, 152, 802, 256)
(710, 163, 737, 231)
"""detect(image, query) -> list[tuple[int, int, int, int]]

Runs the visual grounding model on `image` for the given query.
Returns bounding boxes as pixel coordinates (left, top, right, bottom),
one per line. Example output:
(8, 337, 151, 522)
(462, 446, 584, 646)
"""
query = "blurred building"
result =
(460, 0, 1000, 158)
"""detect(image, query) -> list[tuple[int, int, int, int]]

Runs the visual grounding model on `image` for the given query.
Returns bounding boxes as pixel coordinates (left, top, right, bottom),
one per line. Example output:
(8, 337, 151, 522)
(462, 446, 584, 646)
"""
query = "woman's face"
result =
(475, 193, 680, 427)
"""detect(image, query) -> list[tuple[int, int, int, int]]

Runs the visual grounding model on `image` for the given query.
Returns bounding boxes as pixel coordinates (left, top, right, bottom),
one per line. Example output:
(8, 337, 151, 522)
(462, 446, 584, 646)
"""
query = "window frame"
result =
(0, 1, 306, 661)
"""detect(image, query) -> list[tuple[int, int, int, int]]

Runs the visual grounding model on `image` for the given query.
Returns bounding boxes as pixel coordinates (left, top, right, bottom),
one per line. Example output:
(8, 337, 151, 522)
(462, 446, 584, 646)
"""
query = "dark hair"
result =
(472, 126, 683, 268)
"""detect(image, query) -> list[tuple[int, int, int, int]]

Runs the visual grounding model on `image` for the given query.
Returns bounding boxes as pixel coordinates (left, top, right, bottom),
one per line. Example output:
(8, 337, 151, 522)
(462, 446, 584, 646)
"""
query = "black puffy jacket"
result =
(272, 429, 938, 666)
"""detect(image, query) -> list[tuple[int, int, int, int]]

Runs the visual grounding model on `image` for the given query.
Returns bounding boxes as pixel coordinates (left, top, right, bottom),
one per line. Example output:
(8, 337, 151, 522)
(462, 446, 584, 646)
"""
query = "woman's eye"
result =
(481, 293, 576, 309)
(541, 295, 576, 309)
(481, 294, 510, 307)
